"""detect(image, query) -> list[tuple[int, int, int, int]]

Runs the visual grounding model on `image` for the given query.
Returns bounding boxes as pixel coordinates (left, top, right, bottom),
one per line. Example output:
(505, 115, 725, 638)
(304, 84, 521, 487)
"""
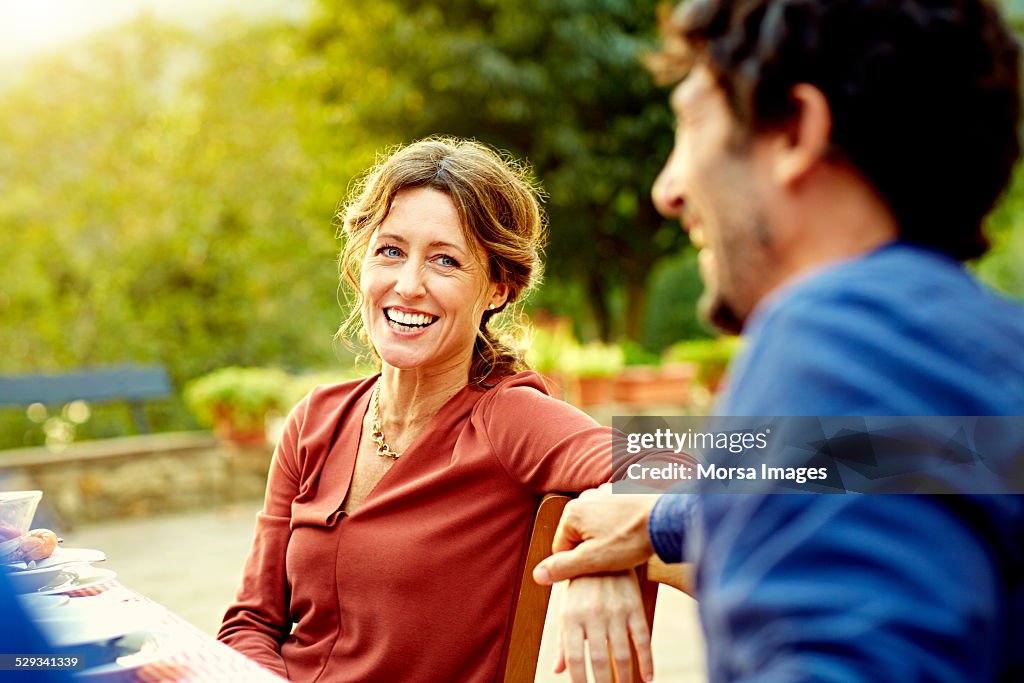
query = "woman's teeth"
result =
(385, 308, 437, 329)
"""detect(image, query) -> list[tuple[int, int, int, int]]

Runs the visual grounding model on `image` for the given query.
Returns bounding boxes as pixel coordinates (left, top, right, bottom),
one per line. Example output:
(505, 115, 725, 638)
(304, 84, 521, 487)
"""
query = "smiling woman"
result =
(216, 137, 627, 683)
(338, 137, 545, 389)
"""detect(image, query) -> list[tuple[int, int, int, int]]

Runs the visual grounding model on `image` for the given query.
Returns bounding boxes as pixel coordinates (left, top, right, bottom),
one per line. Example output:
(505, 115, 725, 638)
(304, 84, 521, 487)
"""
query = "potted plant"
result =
(613, 341, 695, 407)
(562, 342, 624, 407)
(663, 336, 742, 393)
(184, 367, 292, 446)
(525, 323, 577, 400)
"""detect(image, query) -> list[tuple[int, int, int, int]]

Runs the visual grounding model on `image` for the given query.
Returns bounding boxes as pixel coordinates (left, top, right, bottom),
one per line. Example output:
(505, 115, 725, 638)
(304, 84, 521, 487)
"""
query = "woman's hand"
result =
(554, 570, 653, 683)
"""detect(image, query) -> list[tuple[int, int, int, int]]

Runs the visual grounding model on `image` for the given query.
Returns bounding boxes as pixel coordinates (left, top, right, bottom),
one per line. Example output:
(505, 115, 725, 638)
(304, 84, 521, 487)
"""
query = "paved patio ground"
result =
(64, 503, 706, 682)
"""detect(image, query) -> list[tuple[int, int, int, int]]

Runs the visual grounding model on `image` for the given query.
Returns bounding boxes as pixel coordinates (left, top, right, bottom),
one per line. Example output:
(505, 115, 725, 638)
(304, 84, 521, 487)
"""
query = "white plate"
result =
(35, 613, 136, 649)
(75, 630, 179, 679)
(16, 592, 69, 611)
(32, 565, 116, 597)
(7, 564, 70, 593)
(4, 546, 106, 572)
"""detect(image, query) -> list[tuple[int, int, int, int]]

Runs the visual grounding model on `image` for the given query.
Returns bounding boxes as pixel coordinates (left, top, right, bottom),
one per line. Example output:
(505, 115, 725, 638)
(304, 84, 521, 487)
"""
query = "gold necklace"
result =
(370, 380, 402, 459)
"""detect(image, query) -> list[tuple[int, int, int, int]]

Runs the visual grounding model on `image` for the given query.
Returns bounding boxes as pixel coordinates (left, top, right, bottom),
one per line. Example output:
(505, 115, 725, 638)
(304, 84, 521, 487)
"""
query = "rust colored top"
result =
(218, 371, 612, 682)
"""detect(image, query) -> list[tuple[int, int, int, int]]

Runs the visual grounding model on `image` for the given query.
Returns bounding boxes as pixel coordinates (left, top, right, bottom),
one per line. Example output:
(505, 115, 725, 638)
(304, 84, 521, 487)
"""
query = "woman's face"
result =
(360, 187, 506, 375)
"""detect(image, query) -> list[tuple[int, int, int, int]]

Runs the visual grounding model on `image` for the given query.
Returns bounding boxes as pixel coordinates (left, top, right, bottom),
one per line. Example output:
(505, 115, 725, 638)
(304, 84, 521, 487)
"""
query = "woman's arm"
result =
(479, 374, 614, 493)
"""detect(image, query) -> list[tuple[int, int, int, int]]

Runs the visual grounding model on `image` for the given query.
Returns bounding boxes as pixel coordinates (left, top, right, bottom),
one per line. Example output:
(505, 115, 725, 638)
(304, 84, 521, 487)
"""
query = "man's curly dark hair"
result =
(650, 0, 1022, 261)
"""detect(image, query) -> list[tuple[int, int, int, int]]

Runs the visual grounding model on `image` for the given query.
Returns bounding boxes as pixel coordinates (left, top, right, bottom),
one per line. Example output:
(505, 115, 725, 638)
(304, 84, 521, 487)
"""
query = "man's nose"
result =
(394, 261, 426, 299)
(652, 151, 685, 220)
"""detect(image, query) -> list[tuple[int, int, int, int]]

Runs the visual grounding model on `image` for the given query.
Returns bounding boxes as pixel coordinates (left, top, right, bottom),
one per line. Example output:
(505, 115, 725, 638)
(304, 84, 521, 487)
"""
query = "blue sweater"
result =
(650, 242, 1024, 682)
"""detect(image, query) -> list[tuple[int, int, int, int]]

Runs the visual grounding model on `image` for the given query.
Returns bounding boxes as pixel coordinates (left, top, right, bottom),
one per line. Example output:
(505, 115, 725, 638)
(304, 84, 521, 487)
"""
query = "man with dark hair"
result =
(535, 1, 1024, 681)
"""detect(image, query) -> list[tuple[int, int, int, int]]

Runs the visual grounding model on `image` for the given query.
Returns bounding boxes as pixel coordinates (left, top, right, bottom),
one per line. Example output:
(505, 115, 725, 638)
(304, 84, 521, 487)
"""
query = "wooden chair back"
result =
(499, 493, 664, 683)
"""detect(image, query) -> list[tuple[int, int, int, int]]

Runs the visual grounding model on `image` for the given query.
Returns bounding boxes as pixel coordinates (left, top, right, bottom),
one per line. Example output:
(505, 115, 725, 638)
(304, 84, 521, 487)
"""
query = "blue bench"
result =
(0, 365, 173, 433)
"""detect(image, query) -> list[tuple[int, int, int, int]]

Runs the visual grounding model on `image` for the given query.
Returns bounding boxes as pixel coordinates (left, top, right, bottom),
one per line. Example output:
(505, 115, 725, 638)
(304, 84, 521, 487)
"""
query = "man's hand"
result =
(533, 484, 660, 585)
(554, 571, 653, 683)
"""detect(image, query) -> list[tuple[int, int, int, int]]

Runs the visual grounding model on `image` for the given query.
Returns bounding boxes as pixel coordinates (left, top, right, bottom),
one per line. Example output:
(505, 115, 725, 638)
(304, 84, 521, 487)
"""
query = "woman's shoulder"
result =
(473, 370, 591, 421)
(476, 370, 549, 403)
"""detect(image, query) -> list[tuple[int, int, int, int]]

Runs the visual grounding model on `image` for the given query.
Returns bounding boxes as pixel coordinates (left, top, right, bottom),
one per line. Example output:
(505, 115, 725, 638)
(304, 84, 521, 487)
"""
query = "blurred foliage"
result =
(304, 0, 687, 340)
(664, 336, 742, 390)
(641, 248, 710, 351)
(561, 341, 625, 378)
(1, 2, 1023, 449)
(977, 163, 1024, 298)
(620, 340, 663, 367)
(0, 17, 351, 388)
(524, 323, 576, 374)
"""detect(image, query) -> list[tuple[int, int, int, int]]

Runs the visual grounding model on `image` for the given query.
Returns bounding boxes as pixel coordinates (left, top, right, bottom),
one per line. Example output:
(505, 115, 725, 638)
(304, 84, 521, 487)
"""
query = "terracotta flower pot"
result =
(574, 375, 615, 407)
(613, 364, 696, 408)
(213, 407, 267, 447)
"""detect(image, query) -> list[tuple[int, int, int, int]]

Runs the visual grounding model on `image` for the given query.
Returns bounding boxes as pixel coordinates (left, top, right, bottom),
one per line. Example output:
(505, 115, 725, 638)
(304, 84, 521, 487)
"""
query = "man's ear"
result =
(772, 84, 833, 187)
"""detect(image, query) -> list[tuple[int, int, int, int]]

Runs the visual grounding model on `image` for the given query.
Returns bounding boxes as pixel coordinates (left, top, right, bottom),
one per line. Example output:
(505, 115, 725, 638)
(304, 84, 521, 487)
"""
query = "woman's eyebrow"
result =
(429, 240, 466, 253)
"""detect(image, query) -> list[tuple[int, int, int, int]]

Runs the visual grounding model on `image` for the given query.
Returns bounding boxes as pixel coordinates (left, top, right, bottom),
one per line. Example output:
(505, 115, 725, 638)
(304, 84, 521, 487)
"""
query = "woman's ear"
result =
(488, 283, 510, 311)
(772, 83, 833, 187)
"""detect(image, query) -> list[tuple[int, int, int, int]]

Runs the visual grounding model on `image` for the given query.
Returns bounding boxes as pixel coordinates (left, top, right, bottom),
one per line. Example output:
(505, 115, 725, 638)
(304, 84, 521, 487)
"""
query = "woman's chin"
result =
(377, 353, 428, 371)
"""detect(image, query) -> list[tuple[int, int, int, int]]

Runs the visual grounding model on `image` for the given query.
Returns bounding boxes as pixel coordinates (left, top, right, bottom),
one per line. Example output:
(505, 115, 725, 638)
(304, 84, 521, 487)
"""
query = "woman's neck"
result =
(375, 360, 471, 439)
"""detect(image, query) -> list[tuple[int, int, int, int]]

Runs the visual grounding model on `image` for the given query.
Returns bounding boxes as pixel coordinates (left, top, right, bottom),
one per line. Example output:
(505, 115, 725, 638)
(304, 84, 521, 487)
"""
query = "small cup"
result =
(0, 491, 43, 558)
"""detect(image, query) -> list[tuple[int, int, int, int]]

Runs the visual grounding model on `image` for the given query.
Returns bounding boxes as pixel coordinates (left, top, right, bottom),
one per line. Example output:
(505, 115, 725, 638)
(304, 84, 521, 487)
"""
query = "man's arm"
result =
(533, 486, 696, 584)
(532, 485, 662, 584)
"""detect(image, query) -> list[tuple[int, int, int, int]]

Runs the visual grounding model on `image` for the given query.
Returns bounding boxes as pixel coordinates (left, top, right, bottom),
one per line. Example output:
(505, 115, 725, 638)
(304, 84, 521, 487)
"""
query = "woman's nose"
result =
(393, 262, 426, 299)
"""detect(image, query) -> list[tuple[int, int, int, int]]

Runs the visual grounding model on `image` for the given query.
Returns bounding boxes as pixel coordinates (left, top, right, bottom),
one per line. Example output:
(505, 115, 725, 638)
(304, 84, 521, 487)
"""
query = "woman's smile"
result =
(382, 307, 440, 334)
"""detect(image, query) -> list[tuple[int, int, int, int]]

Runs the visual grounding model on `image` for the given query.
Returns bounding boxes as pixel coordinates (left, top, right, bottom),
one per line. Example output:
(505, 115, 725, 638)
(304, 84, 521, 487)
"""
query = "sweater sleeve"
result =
(477, 373, 613, 494)
(217, 396, 309, 678)
(648, 493, 697, 563)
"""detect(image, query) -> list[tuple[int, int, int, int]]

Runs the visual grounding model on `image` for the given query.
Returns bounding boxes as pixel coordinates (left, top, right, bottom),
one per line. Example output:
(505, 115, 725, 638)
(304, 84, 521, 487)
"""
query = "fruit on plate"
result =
(6, 529, 59, 562)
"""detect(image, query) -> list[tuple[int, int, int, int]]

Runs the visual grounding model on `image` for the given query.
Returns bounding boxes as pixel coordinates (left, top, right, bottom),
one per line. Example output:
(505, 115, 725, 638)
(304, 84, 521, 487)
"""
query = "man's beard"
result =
(699, 287, 744, 336)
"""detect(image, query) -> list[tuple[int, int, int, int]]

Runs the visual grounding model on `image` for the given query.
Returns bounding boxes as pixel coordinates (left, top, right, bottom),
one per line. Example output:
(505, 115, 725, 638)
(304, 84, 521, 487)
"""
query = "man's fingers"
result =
(534, 545, 604, 585)
(550, 503, 585, 554)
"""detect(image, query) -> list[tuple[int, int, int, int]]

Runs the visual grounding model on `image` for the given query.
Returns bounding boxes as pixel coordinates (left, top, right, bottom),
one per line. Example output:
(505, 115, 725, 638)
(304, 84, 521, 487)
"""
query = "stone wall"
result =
(0, 432, 272, 528)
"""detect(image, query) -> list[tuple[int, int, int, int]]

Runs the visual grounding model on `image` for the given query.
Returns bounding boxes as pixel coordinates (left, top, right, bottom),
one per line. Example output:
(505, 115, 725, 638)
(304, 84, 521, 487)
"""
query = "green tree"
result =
(0, 17, 352, 387)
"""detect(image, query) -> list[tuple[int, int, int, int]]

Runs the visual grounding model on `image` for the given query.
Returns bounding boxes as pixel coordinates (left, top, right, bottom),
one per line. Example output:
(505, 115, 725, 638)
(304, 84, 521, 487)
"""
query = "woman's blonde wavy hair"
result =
(337, 137, 547, 388)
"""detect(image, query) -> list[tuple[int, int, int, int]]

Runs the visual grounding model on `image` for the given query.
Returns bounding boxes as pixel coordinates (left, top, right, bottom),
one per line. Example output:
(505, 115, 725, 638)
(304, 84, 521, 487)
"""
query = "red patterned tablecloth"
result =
(60, 580, 284, 682)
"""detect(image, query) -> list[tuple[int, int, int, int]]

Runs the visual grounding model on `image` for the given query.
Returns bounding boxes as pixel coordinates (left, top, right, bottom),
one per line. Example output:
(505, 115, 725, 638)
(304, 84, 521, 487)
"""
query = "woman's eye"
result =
(436, 255, 460, 268)
(377, 245, 402, 258)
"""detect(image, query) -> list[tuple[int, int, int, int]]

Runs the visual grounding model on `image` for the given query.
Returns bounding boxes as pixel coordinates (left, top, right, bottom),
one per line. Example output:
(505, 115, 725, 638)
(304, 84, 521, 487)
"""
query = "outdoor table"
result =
(48, 578, 284, 682)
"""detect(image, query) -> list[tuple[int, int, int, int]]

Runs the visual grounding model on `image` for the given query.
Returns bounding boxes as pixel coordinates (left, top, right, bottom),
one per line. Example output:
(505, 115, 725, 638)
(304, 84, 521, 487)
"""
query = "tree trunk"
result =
(587, 271, 612, 342)
(622, 275, 647, 342)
